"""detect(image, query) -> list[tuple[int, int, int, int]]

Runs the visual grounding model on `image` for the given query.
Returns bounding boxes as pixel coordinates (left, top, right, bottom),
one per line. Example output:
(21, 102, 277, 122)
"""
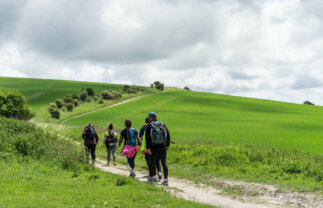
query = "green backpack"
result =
(150, 121, 167, 146)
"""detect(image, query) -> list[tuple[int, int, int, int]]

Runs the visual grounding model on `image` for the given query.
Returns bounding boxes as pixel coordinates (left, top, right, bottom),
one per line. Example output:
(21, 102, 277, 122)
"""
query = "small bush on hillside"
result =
(126, 88, 137, 94)
(80, 91, 88, 101)
(72, 94, 80, 101)
(184, 86, 191, 91)
(49, 102, 57, 109)
(98, 100, 104, 104)
(66, 103, 74, 112)
(150, 84, 154, 88)
(304, 101, 314, 105)
(73, 99, 79, 107)
(63, 96, 73, 104)
(0, 88, 34, 120)
(154, 81, 164, 91)
(49, 108, 60, 119)
(102, 90, 113, 100)
(86, 88, 95, 96)
(123, 85, 130, 92)
(111, 90, 122, 98)
(55, 99, 64, 109)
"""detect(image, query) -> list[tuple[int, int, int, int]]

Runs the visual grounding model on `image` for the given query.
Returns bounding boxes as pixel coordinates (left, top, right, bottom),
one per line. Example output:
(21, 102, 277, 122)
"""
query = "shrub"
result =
(98, 100, 104, 104)
(123, 85, 130, 92)
(184, 86, 191, 91)
(80, 91, 88, 101)
(72, 94, 80, 101)
(49, 102, 57, 109)
(49, 108, 60, 119)
(150, 84, 154, 88)
(303, 101, 314, 105)
(126, 88, 137, 94)
(154, 81, 164, 91)
(101, 90, 113, 100)
(111, 91, 122, 98)
(86, 88, 95, 96)
(66, 103, 74, 112)
(73, 99, 79, 107)
(63, 96, 73, 104)
(0, 88, 34, 120)
(55, 99, 64, 109)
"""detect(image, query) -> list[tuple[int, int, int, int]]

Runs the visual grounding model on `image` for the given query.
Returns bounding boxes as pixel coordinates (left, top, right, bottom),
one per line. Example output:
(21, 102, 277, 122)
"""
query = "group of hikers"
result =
(82, 112, 170, 186)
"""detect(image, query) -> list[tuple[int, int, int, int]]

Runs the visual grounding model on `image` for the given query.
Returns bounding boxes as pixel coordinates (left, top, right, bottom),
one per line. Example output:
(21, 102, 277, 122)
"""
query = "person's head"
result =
(124, 119, 132, 128)
(108, 123, 113, 130)
(145, 117, 149, 124)
(148, 112, 157, 121)
(87, 122, 93, 127)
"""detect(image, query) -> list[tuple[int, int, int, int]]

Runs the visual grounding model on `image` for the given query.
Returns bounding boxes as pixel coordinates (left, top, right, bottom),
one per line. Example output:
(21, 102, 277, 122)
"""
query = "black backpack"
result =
(86, 126, 96, 140)
(105, 131, 116, 146)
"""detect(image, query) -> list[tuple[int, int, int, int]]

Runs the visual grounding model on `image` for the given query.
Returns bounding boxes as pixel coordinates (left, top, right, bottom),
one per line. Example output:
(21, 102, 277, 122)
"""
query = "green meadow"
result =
(65, 90, 323, 155)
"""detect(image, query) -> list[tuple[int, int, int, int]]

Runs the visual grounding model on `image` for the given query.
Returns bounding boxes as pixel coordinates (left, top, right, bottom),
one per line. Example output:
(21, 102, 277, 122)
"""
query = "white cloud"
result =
(0, 0, 323, 105)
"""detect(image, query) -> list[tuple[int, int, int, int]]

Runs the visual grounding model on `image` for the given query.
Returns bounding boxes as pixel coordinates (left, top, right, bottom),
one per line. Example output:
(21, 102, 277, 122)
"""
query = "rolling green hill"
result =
(0, 76, 124, 110)
(65, 91, 323, 155)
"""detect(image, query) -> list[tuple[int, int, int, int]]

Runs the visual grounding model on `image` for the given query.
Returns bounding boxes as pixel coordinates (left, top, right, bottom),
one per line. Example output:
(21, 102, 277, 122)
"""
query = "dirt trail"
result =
(60, 94, 151, 125)
(56, 136, 322, 208)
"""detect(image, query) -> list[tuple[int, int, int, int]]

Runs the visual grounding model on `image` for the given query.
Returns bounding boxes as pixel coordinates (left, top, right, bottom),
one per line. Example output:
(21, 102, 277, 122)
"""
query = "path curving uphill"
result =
(60, 94, 152, 125)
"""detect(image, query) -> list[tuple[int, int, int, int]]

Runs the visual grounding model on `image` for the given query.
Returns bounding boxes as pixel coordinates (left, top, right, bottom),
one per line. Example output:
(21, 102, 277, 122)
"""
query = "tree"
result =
(80, 91, 88, 101)
(48, 108, 60, 119)
(303, 101, 314, 105)
(0, 88, 34, 120)
(63, 96, 73, 104)
(73, 99, 79, 107)
(55, 99, 64, 109)
(86, 88, 95, 96)
(66, 103, 74, 112)
(150, 84, 154, 88)
(184, 86, 191, 91)
(153, 81, 164, 91)
(72, 94, 80, 101)
(101, 90, 113, 100)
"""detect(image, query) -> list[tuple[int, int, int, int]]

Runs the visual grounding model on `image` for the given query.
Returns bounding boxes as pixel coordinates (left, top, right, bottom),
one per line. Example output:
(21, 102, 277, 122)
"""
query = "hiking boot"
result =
(152, 176, 158, 182)
(147, 177, 153, 182)
(161, 179, 168, 186)
(130, 170, 136, 178)
(158, 171, 162, 180)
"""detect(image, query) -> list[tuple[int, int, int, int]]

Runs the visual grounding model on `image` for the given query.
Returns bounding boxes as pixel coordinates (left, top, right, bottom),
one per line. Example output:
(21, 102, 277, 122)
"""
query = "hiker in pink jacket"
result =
(118, 119, 141, 177)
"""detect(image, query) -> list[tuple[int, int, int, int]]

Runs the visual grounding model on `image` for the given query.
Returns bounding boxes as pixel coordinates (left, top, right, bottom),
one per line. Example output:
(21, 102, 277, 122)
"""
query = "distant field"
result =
(66, 91, 323, 154)
(0, 77, 124, 110)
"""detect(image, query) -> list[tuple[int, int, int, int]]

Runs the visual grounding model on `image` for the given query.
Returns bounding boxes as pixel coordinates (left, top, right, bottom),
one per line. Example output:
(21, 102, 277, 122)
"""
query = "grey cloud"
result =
(292, 75, 323, 89)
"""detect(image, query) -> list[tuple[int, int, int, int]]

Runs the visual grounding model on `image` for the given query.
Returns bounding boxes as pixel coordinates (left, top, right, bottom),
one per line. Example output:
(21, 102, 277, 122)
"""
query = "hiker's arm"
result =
(118, 135, 123, 147)
(165, 125, 170, 148)
(82, 129, 86, 140)
(145, 126, 152, 149)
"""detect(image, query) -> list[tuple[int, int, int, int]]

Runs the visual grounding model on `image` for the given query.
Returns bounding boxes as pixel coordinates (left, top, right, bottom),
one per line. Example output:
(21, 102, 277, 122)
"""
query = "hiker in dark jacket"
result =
(118, 119, 141, 177)
(82, 123, 99, 165)
(139, 117, 162, 179)
(145, 112, 170, 185)
(104, 123, 118, 166)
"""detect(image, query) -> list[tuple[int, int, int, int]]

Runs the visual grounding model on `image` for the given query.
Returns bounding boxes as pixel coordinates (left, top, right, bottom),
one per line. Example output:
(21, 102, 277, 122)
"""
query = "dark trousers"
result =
(145, 154, 161, 172)
(86, 144, 96, 161)
(149, 147, 168, 179)
(127, 153, 137, 171)
(106, 144, 117, 163)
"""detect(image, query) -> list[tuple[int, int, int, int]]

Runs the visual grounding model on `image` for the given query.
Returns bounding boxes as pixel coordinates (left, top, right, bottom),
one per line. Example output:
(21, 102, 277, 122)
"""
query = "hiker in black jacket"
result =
(145, 112, 170, 185)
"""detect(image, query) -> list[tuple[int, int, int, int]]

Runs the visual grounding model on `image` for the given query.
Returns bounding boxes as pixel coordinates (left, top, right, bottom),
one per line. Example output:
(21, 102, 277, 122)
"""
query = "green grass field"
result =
(0, 76, 125, 110)
(65, 91, 323, 155)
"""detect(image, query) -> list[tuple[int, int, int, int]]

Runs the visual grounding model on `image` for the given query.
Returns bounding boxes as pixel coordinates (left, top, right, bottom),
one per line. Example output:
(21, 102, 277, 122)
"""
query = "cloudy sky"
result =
(0, 0, 323, 105)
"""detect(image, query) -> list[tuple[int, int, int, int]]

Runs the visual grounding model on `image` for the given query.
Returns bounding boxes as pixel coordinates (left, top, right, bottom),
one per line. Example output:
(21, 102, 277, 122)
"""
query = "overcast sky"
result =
(0, 0, 322, 105)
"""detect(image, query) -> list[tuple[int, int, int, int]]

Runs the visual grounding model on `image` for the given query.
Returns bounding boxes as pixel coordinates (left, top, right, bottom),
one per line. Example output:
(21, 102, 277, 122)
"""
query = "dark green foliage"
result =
(49, 108, 60, 119)
(55, 99, 64, 109)
(80, 91, 87, 101)
(63, 96, 73, 104)
(0, 88, 34, 120)
(111, 90, 122, 98)
(126, 88, 137, 94)
(72, 94, 80, 101)
(150, 83, 154, 88)
(184, 86, 191, 91)
(153, 81, 164, 91)
(98, 100, 104, 104)
(116, 178, 129, 186)
(0, 118, 84, 170)
(86, 88, 94, 96)
(73, 99, 79, 107)
(123, 85, 130, 92)
(101, 90, 113, 100)
(66, 103, 74, 112)
(304, 101, 314, 105)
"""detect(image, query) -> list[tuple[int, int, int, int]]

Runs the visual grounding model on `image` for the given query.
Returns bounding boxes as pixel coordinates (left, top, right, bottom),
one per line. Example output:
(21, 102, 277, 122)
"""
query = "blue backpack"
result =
(128, 128, 136, 146)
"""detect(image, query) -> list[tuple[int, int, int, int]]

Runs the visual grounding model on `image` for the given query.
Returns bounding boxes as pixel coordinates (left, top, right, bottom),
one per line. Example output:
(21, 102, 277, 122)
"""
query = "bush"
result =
(73, 99, 79, 107)
(49, 108, 60, 119)
(55, 99, 64, 109)
(86, 88, 95, 96)
(126, 88, 137, 94)
(184, 86, 191, 91)
(123, 85, 130, 92)
(72, 94, 80, 101)
(154, 81, 164, 91)
(111, 90, 122, 98)
(80, 91, 88, 101)
(150, 84, 154, 88)
(63, 96, 73, 104)
(98, 100, 104, 104)
(304, 101, 314, 105)
(0, 88, 34, 120)
(101, 90, 113, 100)
(66, 103, 74, 112)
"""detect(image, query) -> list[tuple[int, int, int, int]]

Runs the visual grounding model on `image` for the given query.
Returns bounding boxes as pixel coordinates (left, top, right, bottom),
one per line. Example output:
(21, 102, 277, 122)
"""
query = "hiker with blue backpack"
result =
(145, 112, 170, 185)
(118, 119, 141, 177)
(103, 123, 118, 166)
(82, 123, 99, 165)
(140, 117, 162, 180)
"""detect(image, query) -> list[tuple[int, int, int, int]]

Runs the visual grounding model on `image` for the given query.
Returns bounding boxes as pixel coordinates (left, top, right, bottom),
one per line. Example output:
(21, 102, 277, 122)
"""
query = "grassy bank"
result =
(0, 118, 213, 208)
